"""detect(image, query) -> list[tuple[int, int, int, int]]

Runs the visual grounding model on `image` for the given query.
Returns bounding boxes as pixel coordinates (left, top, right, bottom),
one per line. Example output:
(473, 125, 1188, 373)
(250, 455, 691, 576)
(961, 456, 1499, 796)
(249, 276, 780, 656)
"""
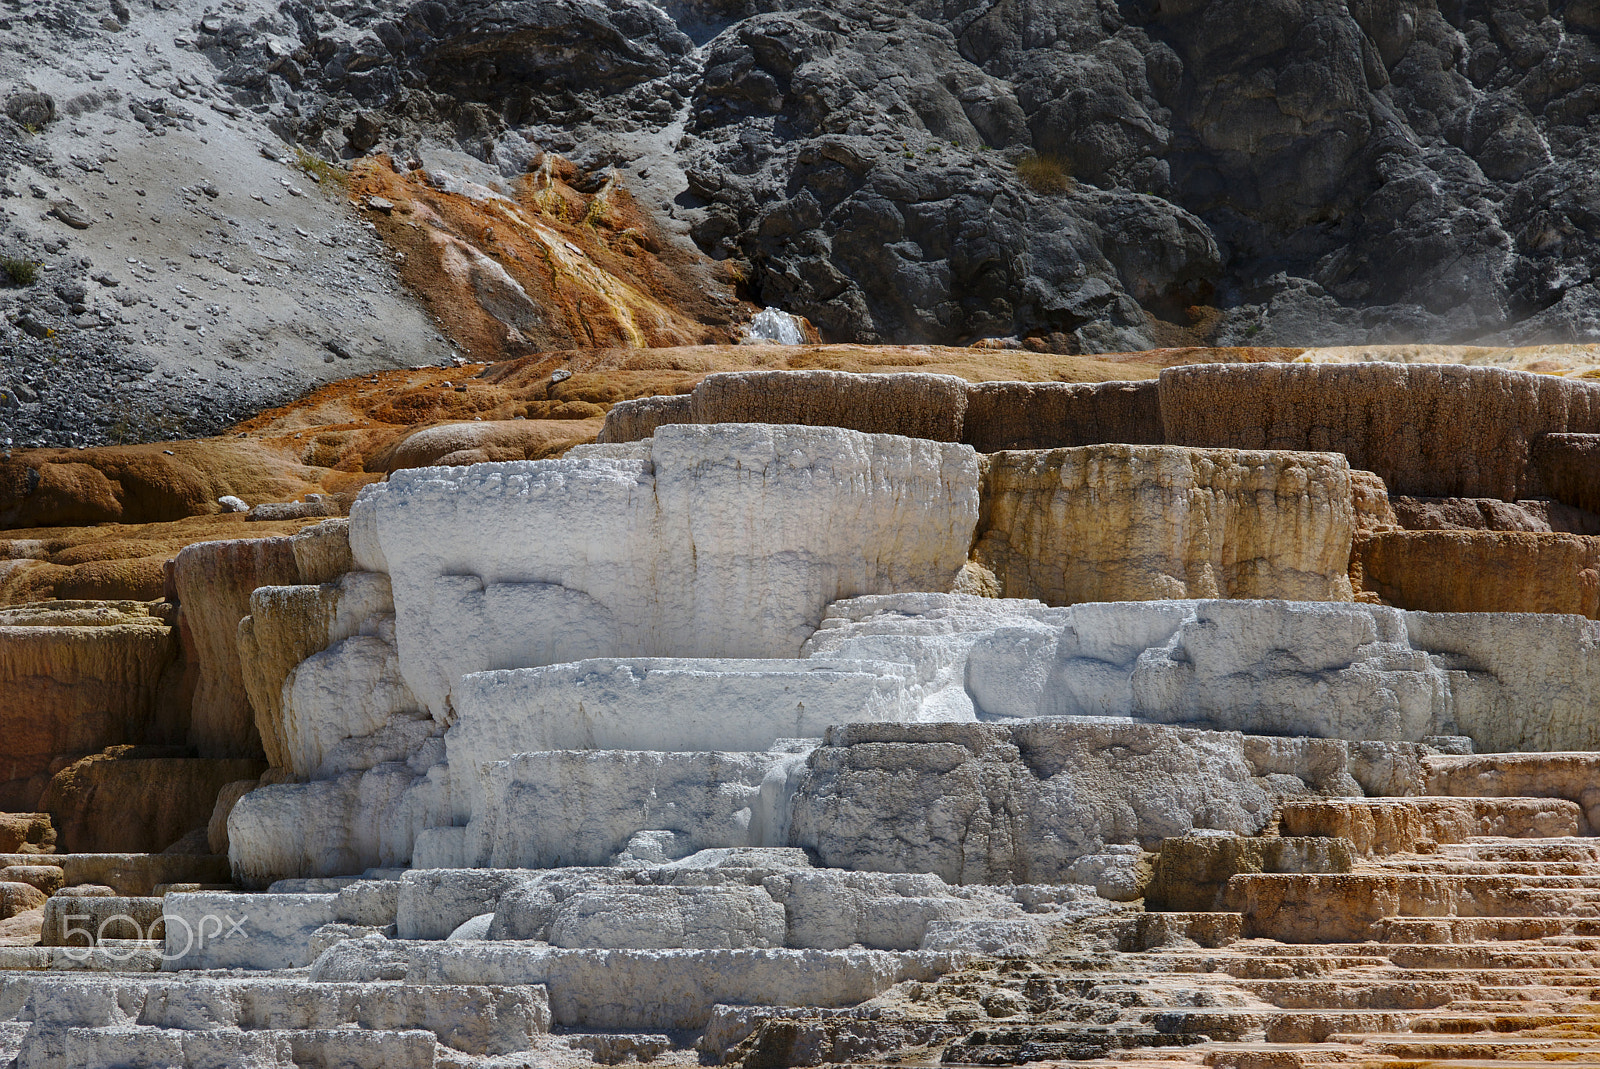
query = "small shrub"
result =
(0, 256, 38, 286)
(295, 147, 349, 192)
(581, 175, 616, 229)
(1016, 152, 1071, 194)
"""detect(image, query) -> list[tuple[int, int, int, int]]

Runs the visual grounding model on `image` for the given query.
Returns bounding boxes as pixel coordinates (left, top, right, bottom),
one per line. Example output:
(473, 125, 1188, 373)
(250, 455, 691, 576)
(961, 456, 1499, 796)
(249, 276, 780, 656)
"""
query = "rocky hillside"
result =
(7, 0, 1600, 450)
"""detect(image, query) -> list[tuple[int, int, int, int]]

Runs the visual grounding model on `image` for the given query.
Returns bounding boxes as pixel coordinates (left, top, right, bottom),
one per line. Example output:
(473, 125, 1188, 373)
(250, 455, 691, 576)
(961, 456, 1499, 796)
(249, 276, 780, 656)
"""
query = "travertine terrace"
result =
(4, 356, 1600, 1068)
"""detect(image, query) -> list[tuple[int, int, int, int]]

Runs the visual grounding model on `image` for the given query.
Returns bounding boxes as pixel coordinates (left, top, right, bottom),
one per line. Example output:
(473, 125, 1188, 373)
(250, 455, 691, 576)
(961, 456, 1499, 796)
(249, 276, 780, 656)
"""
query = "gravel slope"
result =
(0, 0, 444, 449)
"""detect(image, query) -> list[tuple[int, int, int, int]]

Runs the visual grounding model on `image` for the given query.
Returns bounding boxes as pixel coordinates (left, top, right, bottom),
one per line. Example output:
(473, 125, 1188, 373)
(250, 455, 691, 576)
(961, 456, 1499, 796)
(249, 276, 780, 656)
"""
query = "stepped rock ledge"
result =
(9, 355, 1600, 1066)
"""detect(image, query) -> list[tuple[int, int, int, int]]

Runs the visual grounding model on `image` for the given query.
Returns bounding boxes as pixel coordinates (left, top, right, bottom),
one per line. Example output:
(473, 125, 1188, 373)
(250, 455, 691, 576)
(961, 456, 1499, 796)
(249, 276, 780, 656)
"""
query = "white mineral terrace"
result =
(8, 418, 1600, 1068)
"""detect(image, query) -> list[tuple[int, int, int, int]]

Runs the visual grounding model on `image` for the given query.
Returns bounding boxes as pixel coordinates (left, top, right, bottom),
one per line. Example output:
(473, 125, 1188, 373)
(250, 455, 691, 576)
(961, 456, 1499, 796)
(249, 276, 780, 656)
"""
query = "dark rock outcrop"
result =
(188, 0, 1600, 351)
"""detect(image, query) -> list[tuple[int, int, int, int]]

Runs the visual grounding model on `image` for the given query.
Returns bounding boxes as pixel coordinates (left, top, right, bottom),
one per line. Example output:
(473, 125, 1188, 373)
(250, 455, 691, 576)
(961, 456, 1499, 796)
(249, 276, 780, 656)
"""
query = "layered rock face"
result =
(962, 381, 1165, 453)
(1352, 530, 1600, 617)
(449, 659, 917, 782)
(226, 583, 1600, 887)
(0, 814, 55, 855)
(215, 411, 1600, 894)
(599, 364, 1600, 619)
(1047, 600, 1448, 741)
(460, 750, 807, 871)
(238, 569, 407, 775)
(1386, 495, 1600, 534)
(172, 537, 302, 758)
(788, 719, 1354, 885)
(1159, 363, 1600, 500)
(0, 602, 178, 809)
(811, 593, 1600, 752)
(973, 445, 1355, 603)
(366, 422, 980, 719)
(600, 367, 1170, 451)
(224, 424, 980, 881)
(19, 370, 1600, 1066)
(1534, 433, 1600, 515)
(177, 519, 376, 769)
(687, 371, 970, 443)
(224, 421, 1437, 885)
(37, 747, 264, 854)
(607, 361, 1600, 504)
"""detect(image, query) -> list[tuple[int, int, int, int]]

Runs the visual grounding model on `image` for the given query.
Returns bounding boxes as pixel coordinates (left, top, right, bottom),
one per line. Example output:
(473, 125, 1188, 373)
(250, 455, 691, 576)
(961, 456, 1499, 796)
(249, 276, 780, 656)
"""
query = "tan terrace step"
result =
(1349, 1061, 1600, 1069)
(1425, 1000, 1600, 1014)
(1368, 860, 1600, 876)
(1410, 1012, 1600, 1034)
(1442, 840, 1600, 863)
(1372, 916, 1600, 942)
(1097, 959, 1600, 987)
(1226, 873, 1600, 942)
(1278, 799, 1585, 856)
(1026, 976, 1486, 1012)
(1335, 1034, 1600, 1054)
(0, 854, 228, 897)
(1132, 947, 1600, 977)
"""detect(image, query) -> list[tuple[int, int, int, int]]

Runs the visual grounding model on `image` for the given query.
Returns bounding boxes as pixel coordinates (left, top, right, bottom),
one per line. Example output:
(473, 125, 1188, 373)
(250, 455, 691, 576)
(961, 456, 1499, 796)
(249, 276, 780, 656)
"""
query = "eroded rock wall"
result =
(1387, 496, 1600, 534)
(594, 393, 693, 445)
(973, 445, 1355, 604)
(216, 384, 1600, 892)
(813, 593, 1600, 752)
(227, 760, 451, 886)
(1350, 471, 1401, 534)
(172, 536, 301, 758)
(0, 602, 178, 809)
(465, 750, 805, 870)
(446, 658, 924, 822)
(688, 371, 970, 443)
(291, 519, 356, 585)
(238, 571, 409, 775)
(1535, 434, 1600, 515)
(229, 424, 981, 882)
(789, 720, 1357, 884)
(1050, 600, 1448, 741)
(962, 380, 1164, 453)
(365, 423, 980, 721)
(38, 747, 265, 854)
(597, 372, 1164, 451)
(1352, 531, 1600, 617)
(801, 593, 1074, 723)
(1404, 612, 1600, 754)
(1159, 363, 1600, 500)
